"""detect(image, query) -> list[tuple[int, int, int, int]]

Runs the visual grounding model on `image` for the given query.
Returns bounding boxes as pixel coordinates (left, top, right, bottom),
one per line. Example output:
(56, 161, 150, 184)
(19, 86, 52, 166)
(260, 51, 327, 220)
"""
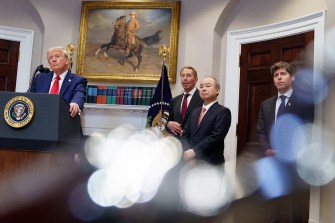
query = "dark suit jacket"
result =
(166, 89, 203, 137)
(257, 91, 314, 154)
(181, 102, 232, 165)
(30, 70, 87, 110)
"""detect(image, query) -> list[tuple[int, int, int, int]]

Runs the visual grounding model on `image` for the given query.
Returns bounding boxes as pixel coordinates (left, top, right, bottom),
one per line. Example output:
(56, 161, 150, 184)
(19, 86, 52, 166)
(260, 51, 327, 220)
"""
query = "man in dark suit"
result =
(257, 61, 314, 223)
(257, 61, 314, 156)
(181, 76, 231, 165)
(30, 46, 87, 117)
(166, 66, 203, 138)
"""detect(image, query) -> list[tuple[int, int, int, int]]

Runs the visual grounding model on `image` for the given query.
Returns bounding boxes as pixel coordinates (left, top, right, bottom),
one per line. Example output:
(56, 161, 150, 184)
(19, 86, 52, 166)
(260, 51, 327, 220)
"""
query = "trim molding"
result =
(0, 25, 34, 92)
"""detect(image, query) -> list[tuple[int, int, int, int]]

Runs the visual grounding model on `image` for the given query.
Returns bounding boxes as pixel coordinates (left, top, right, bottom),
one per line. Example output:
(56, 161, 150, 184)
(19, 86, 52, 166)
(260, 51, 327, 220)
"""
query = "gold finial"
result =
(66, 43, 76, 71)
(159, 45, 170, 62)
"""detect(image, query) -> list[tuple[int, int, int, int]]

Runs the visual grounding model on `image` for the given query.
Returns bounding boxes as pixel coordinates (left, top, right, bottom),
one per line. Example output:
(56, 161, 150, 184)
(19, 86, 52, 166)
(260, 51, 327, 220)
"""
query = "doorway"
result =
(0, 25, 34, 92)
(234, 31, 314, 223)
(224, 11, 325, 223)
(237, 31, 314, 156)
(0, 39, 20, 91)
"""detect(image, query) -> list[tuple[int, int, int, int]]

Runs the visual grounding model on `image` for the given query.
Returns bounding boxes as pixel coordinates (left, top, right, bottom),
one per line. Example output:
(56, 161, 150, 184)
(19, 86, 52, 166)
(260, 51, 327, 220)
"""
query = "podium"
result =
(0, 92, 85, 221)
(0, 92, 82, 150)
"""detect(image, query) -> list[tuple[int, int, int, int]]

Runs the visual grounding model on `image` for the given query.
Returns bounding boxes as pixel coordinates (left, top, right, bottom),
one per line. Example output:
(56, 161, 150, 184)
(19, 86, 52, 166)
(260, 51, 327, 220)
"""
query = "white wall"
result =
(0, 0, 44, 76)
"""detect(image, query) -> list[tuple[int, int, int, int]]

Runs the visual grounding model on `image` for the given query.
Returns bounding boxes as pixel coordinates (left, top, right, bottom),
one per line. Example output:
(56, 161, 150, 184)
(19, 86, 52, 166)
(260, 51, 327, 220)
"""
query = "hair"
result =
(270, 61, 295, 76)
(201, 76, 221, 96)
(205, 76, 220, 89)
(47, 46, 69, 59)
(180, 66, 198, 78)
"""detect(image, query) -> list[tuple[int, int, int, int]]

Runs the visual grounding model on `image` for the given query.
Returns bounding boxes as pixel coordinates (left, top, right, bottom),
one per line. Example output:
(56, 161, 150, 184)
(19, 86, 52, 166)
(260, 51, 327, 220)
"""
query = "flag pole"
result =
(158, 44, 170, 116)
(145, 45, 172, 132)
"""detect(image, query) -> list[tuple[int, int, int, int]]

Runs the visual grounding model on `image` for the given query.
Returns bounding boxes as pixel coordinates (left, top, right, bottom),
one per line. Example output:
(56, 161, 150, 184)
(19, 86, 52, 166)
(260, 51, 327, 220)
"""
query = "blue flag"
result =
(146, 63, 172, 131)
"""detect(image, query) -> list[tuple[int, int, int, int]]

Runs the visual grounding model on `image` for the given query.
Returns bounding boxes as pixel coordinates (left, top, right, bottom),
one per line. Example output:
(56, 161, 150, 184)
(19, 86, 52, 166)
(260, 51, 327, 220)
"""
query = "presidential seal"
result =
(4, 96, 34, 128)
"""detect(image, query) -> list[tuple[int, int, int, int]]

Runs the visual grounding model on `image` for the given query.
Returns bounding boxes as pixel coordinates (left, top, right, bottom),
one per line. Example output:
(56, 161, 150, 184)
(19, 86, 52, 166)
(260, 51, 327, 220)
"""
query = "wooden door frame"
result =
(224, 11, 325, 223)
(0, 25, 34, 92)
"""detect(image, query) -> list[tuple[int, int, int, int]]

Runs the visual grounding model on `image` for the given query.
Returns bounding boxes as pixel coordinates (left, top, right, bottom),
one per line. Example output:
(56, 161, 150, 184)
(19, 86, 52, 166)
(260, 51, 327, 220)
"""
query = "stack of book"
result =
(86, 85, 156, 106)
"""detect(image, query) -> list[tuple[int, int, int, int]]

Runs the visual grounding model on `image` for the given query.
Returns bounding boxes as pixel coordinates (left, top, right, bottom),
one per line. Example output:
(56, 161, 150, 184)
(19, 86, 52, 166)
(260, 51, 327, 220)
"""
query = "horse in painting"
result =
(94, 15, 162, 71)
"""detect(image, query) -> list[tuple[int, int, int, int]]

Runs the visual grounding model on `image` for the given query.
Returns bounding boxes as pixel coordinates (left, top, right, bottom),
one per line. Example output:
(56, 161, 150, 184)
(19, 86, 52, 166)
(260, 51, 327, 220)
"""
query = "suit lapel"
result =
(269, 96, 277, 123)
(184, 89, 201, 121)
(192, 107, 202, 133)
(285, 92, 296, 112)
(195, 102, 218, 134)
(59, 70, 71, 95)
(43, 73, 53, 93)
(174, 94, 183, 122)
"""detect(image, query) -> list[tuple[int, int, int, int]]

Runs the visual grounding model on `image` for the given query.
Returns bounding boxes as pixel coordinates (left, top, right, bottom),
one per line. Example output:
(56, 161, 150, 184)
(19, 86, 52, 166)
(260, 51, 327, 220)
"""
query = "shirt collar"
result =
(183, 87, 197, 96)
(202, 100, 217, 111)
(52, 69, 68, 80)
(277, 88, 293, 99)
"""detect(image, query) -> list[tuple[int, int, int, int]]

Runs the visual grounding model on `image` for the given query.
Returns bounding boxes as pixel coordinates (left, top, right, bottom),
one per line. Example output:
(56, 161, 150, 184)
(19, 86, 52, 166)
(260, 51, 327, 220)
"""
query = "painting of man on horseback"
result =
(77, 2, 180, 83)
(94, 12, 162, 71)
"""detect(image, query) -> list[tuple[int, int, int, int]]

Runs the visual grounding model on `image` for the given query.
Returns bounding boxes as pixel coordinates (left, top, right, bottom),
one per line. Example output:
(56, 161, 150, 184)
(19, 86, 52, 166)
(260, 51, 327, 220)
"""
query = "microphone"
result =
(36, 64, 50, 73)
(27, 64, 50, 92)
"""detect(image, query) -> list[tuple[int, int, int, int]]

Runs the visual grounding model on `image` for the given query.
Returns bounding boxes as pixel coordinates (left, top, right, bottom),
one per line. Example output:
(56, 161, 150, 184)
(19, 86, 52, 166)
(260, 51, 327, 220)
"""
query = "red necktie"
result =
(50, 75, 60, 94)
(198, 107, 206, 126)
(181, 93, 189, 120)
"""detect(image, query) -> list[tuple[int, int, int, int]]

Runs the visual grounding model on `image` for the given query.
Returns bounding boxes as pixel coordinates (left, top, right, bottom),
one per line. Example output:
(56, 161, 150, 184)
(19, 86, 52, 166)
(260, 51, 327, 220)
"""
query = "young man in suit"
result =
(257, 61, 314, 223)
(30, 46, 87, 117)
(257, 61, 314, 157)
(166, 66, 203, 138)
(181, 76, 231, 165)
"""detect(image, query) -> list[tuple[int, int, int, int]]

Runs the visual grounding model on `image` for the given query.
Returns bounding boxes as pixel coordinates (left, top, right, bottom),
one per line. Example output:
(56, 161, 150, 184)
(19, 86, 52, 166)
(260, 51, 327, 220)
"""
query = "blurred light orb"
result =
(254, 157, 291, 199)
(270, 114, 305, 163)
(296, 127, 335, 186)
(294, 68, 328, 105)
(87, 169, 125, 207)
(84, 132, 114, 169)
(179, 163, 233, 216)
(85, 125, 182, 209)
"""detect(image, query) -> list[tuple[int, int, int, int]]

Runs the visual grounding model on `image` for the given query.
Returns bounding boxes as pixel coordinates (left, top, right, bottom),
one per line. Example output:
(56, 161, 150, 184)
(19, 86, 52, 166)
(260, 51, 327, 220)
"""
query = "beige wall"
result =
(1, 0, 334, 222)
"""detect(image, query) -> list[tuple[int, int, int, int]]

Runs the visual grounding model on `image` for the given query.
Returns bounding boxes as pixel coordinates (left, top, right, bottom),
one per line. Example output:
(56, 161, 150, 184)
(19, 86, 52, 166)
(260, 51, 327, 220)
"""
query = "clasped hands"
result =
(167, 121, 183, 136)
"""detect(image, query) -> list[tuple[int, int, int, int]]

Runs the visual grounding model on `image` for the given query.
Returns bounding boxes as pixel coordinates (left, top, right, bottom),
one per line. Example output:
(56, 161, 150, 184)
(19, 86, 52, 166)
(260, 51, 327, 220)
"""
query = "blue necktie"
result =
(277, 95, 286, 118)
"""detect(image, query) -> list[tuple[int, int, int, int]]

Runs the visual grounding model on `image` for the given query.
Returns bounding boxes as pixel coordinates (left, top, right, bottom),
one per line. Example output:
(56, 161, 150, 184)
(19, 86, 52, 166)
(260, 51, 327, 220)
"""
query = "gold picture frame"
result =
(77, 1, 180, 84)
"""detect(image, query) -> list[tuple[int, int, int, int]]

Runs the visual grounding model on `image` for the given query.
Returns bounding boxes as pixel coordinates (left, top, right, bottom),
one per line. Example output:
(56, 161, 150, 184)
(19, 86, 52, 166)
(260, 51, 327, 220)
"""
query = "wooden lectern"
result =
(0, 92, 85, 222)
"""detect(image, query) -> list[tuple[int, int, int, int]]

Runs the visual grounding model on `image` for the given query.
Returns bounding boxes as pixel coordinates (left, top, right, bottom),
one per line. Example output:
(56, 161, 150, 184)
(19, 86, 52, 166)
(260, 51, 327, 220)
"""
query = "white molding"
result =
(0, 25, 34, 92)
(225, 11, 325, 223)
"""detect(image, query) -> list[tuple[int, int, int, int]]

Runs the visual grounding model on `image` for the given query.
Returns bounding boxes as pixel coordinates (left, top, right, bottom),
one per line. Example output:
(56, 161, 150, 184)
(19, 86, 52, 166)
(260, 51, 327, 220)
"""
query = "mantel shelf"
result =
(83, 103, 150, 113)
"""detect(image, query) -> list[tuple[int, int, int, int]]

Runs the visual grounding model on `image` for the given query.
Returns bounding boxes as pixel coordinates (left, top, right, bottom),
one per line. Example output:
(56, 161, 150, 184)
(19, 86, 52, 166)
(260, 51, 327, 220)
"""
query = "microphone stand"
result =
(27, 65, 50, 93)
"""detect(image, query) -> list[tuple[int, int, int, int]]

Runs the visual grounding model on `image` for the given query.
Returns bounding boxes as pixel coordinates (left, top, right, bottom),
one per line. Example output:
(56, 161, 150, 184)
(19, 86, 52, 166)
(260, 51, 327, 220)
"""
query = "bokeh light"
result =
(294, 68, 328, 105)
(179, 162, 233, 216)
(254, 157, 292, 199)
(85, 124, 182, 208)
(270, 114, 305, 163)
(296, 124, 335, 186)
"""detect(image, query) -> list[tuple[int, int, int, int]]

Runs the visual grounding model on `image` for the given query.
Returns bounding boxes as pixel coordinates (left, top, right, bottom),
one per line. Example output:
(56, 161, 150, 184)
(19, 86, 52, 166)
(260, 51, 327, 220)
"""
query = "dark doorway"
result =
(237, 31, 314, 156)
(0, 39, 20, 92)
(234, 31, 314, 223)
